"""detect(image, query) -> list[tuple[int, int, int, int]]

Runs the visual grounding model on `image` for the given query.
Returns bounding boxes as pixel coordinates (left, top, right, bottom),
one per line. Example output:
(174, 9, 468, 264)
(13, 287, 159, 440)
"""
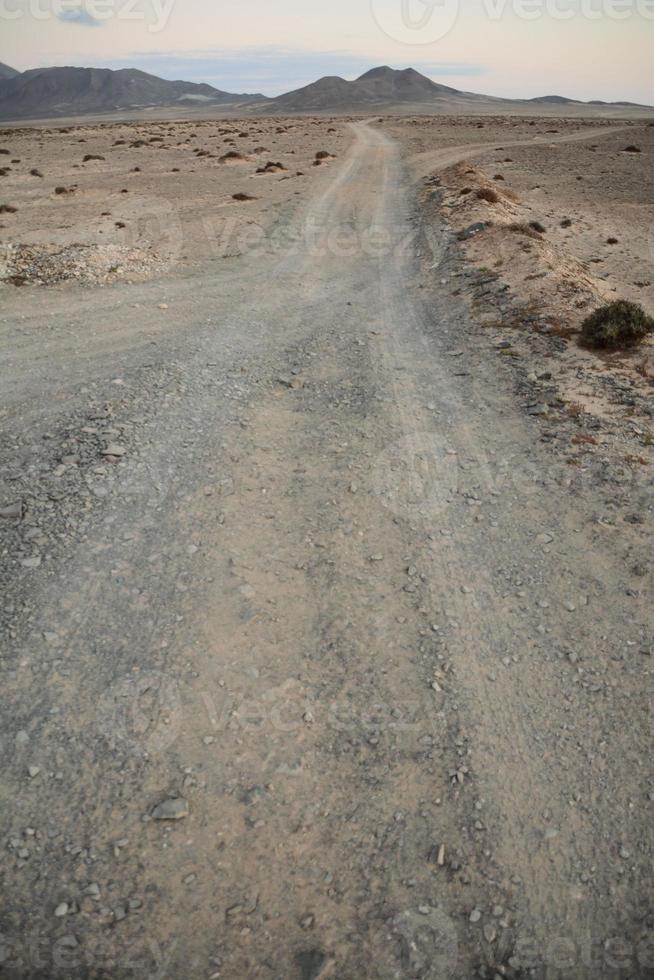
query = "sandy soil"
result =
(0, 117, 352, 284)
(0, 116, 652, 980)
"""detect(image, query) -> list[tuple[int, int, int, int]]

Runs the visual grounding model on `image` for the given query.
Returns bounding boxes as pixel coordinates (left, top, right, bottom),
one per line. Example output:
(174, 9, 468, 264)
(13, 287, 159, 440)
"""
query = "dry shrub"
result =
(476, 187, 500, 203)
(580, 301, 654, 350)
(219, 151, 247, 164)
(508, 222, 544, 240)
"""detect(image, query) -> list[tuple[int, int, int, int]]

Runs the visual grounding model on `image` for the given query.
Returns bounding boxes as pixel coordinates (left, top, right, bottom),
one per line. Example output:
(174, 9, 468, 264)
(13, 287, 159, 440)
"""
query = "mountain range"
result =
(0, 63, 650, 121)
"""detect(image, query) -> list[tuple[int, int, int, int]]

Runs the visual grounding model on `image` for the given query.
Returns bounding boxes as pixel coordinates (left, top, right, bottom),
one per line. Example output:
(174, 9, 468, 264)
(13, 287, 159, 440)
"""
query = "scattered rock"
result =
(151, 797, 189, 821)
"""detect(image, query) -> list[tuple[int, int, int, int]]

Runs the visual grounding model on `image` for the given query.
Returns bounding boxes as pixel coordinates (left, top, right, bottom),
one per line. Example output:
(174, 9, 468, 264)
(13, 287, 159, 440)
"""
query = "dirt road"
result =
(0, 123, 651, 979)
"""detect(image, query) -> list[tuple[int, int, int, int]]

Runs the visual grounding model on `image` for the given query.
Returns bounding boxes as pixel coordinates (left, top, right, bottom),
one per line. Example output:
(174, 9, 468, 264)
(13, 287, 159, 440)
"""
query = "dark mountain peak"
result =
(354, 65, 461, 98)
(357, 66, 426, 81)
(314, 75, 349, 84)
(0, 61, 20, 80)
(357, 66, 395, 80)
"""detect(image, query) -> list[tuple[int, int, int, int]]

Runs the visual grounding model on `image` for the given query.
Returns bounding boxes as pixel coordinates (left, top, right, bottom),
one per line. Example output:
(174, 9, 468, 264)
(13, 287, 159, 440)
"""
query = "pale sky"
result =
(3, 0, 653, 103)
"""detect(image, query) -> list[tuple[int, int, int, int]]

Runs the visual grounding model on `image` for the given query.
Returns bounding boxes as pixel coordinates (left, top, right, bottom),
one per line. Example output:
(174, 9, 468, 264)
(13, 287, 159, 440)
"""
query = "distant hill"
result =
(0, 62, 19, 81)
(272, 66, 464, 111)
(0, 66, 267, 121)
(528, 95, 577, 105)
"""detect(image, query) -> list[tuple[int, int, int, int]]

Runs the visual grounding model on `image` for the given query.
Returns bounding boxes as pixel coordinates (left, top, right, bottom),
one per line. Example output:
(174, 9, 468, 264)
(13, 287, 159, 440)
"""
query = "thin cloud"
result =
(57, 8, 102, 27)
(100, 47, 487, 96)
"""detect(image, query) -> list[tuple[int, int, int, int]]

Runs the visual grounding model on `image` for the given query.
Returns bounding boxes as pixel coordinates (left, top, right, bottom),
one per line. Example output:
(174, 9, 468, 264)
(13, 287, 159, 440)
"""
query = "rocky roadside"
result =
(413, 169, 653, 592)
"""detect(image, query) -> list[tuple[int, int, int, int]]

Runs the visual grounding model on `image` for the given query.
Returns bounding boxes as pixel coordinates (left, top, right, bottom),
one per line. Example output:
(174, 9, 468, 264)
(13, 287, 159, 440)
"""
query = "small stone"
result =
(54, 903, 69, 918)
(21, 557, 41, 569)
(27, 766, 41, 778)
(102, 444, 126, 457)
(0, 501, 23, 520)
(151, 797, 189, 821)
(470, 909, 482, 923)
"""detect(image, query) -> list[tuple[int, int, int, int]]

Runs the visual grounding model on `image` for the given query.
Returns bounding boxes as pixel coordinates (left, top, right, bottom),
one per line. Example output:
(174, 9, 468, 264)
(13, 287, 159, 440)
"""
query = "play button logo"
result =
(370, 0, 460, 44)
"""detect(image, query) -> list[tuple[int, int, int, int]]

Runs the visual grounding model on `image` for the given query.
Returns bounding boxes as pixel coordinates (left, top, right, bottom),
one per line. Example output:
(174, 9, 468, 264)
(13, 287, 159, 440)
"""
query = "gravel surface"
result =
(0, 122, 651, 980)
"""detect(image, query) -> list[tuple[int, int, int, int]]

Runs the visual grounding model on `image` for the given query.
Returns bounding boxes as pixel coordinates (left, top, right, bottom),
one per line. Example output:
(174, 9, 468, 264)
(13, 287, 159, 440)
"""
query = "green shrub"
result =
(580, 301, 654, 350)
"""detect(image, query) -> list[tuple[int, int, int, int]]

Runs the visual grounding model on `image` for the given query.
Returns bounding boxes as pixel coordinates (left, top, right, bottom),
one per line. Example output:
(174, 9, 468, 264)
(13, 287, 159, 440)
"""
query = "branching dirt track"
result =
(0, 123, 651, 979)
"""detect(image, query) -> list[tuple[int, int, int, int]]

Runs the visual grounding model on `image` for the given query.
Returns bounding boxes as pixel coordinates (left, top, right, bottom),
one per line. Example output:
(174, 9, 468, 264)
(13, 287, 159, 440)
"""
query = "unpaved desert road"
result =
(0, 123, 651, 979)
